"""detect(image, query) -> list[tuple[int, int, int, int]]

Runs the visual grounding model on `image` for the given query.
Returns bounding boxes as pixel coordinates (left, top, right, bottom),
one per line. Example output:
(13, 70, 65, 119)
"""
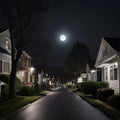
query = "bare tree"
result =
(0, 0, 46, 98)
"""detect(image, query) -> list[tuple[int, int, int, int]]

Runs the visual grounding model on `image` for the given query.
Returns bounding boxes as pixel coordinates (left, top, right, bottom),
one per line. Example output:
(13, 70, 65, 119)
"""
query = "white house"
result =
(86, 63, 101, 82)
(0, 29, 11, 74)
(95, 37, 120, 94)
(0, 29, 11, 97)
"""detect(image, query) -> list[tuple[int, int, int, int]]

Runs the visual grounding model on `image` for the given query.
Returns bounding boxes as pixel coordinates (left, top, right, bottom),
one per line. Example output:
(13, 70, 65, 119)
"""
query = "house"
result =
(0, 29, 11, 74)
(0, 29, 34, 86)
(86, 62, 101, 82)
(77, 73, 87, 83)
(0, 29, 11, 97)
(95, 37, 120, 94)
(17, 51, 34, 86)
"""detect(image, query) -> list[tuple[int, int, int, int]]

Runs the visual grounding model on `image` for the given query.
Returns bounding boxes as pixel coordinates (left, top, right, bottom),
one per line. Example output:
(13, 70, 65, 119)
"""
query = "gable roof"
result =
(95, 37, 117, 67)
(0, 28, 8, 33)
(104, 37, 120, 52)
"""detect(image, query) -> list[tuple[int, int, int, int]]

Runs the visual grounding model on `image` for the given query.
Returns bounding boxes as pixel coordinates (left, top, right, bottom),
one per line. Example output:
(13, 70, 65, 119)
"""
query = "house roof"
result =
(22, 51, 32, 59)
(104, 37, 120, 52)
(0, 47, 11, 55)
(0, 28, 8, 33)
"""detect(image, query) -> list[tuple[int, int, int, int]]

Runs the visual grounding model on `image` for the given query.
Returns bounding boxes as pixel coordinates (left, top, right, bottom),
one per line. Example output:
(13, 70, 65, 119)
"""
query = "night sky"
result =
(1, 0, 120, 67)
(43, 0, 120, 66)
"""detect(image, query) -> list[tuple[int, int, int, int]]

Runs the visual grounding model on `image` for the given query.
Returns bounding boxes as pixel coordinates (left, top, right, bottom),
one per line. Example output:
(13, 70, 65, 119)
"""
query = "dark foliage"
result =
(0, 74, 21, 92)
(17, 86, 35, 96)
(97, 88, 114, 102)
(1, 85, 9, 97)
(65, 41, 91, 76)
(39, 84, 50, 91)
(77, 81, 107, 98)
(107, 95, 120, 110)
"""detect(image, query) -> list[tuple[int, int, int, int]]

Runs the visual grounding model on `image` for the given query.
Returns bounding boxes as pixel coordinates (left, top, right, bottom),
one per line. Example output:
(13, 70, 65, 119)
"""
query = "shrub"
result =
(80, 81, 93, 94)
(76, 83, 81, 91)
(0, 74, 21, 92)
(91, 82, 108, 98)
(107, 95, 120, 110)
(97, 88, 114, 102)
(1, 85, 9, 97)
(17, 86, 35, 96)
(67, 85, 72, 88)
(39, 84, 50, 91)
(79, 81, 107, 98)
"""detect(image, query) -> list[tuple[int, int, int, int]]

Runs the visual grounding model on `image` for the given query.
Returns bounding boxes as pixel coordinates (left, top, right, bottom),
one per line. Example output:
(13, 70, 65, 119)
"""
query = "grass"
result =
(76, 91, 120, 120)
(0, 96, 41, 118)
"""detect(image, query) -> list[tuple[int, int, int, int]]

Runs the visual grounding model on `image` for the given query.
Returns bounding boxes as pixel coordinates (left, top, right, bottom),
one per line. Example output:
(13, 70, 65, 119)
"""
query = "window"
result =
(3, 62, 10, 73)
(114, 67, 118, 80)
(0, 61, 2, 72)
(110, 66, 114, 80)
(110, 65, 118, 80)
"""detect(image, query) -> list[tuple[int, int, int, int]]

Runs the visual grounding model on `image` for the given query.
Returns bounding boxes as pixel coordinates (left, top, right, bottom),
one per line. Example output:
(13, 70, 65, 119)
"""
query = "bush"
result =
(0, 74, 21, 92)
(76, 83, 81, 91)
(80, 81, 93, 94)
(67, 85, 72, 88)
(17, 86, 35, 96)
(91, 82, 108, 98)
(1, 85, 9, 97)
(79, 81, 107, 98)
(107, 95, 120, 110)
(97, 88, 114, 102)
(39, 84, 50, 91)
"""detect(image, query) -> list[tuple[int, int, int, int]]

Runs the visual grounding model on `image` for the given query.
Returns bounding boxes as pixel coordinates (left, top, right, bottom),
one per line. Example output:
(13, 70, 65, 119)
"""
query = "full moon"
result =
(60, 35, 66, 41)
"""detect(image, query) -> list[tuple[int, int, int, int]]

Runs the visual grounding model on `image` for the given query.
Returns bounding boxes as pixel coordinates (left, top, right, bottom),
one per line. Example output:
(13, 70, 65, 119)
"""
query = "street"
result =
(7, 87, 111, 120)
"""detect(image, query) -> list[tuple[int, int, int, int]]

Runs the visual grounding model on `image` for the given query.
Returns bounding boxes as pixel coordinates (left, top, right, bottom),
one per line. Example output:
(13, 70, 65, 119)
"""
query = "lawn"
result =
(76, 92, 120, 120)
(0, 96, 41, 118)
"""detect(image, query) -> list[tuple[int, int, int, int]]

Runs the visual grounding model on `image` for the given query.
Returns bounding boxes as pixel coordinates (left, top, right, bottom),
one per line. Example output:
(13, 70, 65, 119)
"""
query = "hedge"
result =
(97, 88, 114, 102)
(77, 81, 107, 98)
(17, 86, 35, 96)
(107, 95, 120, 110)
(0, 74, 21, 91)
(0, 74, 21, 96)
(1, 85, 9, 97)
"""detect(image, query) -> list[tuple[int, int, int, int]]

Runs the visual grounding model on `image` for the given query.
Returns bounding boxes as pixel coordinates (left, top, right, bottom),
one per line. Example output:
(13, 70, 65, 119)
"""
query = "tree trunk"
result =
(9, 62, 17, 99)
(34, 68, 39, 92)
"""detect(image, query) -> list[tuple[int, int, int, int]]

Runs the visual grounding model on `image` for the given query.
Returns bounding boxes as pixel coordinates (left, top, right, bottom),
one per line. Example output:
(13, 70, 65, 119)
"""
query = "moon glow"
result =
(60, 35, 66, 41)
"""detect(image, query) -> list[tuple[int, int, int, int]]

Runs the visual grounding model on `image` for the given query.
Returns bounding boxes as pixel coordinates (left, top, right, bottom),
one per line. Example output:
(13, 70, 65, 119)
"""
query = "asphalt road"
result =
(7, 87, 111, 120)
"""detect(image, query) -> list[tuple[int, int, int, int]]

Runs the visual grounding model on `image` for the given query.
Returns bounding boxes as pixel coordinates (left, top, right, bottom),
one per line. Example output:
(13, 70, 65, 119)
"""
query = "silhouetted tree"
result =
(65, 41, 91, 76)
(0, 0, 46, 98)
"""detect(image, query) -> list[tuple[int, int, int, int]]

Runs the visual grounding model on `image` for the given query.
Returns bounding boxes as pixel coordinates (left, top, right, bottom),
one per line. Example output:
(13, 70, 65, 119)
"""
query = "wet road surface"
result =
(7, 87, 112, 120)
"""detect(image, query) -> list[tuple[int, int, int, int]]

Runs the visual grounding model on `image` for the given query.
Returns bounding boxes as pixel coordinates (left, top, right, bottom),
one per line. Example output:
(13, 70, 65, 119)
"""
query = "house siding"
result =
(0, 30, 11, 74)
(95, 38, 116, 67)
(95, 37, 120, 94)
(109, 80, 119, 94)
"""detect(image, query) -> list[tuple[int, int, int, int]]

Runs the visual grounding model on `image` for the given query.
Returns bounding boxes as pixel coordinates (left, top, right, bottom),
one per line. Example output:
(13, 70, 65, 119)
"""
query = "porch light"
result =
(30, 67, 34, 74)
